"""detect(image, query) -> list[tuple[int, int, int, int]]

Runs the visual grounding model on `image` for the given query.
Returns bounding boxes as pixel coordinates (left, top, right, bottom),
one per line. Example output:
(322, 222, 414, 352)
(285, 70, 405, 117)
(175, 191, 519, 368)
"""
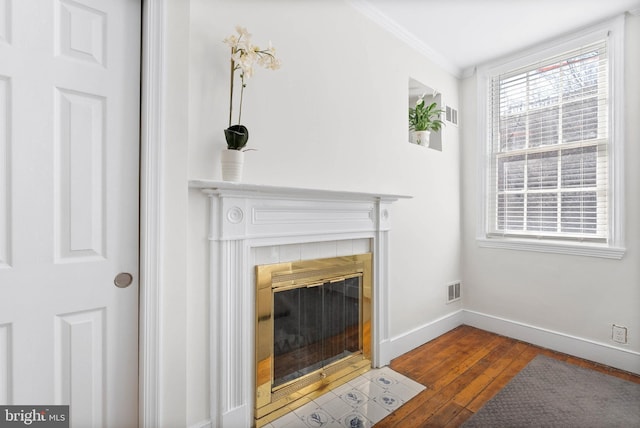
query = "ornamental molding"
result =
(190, 180, 411, 427)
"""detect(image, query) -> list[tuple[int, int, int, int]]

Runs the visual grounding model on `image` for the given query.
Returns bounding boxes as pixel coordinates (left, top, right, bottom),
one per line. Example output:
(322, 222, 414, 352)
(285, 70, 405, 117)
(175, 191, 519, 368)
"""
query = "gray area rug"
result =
(463, 355, 640, 427)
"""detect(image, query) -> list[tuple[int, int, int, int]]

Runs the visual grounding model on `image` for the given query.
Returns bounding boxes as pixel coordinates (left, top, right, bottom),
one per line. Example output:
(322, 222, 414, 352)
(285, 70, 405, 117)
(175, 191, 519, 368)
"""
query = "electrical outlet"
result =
(612, 324, 628, 344)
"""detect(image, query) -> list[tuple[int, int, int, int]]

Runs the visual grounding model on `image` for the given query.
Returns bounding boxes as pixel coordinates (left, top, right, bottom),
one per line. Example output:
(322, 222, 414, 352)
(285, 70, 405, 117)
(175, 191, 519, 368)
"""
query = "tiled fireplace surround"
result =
(190, 180, 410, 427)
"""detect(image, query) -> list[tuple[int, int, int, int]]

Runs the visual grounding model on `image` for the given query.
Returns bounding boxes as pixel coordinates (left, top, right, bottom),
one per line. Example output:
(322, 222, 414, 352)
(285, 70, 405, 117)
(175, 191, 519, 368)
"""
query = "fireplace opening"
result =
(273, 275, 361, 386)
(255, 254, 372, 426)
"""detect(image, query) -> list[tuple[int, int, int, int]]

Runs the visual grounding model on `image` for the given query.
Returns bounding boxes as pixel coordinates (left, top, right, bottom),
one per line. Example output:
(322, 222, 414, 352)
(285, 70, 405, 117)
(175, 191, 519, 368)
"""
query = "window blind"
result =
(487, 39, 609, 242)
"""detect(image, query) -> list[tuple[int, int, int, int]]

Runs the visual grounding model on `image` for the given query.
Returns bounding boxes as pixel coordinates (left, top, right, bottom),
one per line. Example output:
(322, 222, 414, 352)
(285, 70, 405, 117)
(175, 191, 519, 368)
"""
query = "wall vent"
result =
(447, 281, 461, 303)
(445, 105, 458, 126)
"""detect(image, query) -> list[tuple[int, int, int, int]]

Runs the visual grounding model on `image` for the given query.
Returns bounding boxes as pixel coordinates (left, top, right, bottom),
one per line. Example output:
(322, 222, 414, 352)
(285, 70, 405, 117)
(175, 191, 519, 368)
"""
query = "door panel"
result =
(55, 308, 106, 426)
(55, 88, 106, 262)
(0, 75, 8, 269)
(0, 323, 9, 403)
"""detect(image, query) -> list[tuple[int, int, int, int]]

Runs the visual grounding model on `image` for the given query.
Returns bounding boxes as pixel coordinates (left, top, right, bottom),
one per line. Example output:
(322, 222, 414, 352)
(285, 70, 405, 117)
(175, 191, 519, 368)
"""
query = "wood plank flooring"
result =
(375, 325, 640, 427)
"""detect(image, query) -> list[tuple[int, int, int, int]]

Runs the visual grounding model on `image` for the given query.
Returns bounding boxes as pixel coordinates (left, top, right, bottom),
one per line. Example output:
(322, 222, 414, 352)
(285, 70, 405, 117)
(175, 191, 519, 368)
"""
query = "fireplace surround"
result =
(190, 180, 410, 428)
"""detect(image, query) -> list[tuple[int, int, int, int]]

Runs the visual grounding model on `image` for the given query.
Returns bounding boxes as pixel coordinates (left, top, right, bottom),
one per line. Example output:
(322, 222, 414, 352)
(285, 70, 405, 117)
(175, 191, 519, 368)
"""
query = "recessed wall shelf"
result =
(408, 77, 443, 152)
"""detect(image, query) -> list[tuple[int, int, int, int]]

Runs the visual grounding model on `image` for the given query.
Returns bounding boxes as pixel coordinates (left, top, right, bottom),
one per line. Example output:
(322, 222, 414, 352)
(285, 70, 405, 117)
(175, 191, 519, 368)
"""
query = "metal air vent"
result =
(445, 105, 458, 126)
(447, 281, 461, 303)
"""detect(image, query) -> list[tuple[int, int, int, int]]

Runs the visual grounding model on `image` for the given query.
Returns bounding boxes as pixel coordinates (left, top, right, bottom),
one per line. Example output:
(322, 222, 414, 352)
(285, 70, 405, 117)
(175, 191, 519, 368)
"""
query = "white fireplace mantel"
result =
(189, 180, 411, 428)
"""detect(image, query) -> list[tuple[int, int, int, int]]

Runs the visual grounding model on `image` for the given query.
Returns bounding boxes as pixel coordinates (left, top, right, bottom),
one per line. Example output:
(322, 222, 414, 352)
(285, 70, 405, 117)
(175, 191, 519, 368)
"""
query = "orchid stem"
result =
(238, 74, 245, 125)
(228, 51, 235, 128)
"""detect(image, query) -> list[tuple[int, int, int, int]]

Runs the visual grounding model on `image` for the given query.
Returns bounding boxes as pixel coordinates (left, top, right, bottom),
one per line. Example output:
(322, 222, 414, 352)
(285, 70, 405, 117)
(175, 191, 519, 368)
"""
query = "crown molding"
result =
(347, 0, 462, 78)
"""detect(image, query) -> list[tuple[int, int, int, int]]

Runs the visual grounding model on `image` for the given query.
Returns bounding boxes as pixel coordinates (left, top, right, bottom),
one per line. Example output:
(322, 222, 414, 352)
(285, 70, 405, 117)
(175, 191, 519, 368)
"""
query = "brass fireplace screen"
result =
(255, 253, 372, 425)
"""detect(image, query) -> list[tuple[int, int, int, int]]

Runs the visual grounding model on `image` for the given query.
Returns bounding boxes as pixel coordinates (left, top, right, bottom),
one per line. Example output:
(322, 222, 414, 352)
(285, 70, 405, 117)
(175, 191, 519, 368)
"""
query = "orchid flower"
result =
(224, 26, 281, 127)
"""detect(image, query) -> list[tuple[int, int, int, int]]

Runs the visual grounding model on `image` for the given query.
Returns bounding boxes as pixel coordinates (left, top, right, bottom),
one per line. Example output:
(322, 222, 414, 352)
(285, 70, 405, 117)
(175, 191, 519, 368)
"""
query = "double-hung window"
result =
(478, 18, 625, 258)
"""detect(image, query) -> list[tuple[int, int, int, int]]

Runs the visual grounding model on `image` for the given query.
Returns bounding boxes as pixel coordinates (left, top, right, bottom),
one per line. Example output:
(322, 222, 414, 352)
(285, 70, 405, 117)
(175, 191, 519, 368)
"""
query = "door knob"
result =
(114, 272, 134, 288)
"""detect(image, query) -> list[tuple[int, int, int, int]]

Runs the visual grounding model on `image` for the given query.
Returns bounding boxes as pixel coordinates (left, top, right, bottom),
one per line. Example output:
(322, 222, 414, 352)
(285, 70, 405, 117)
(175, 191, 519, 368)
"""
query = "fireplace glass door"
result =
(255, 253, 372, 426)
(273, 276, 361, 387)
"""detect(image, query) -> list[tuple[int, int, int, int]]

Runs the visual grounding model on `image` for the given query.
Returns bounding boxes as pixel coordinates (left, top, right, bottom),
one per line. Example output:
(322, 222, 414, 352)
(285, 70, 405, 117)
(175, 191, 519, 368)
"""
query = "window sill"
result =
(477, 237, 625, 259)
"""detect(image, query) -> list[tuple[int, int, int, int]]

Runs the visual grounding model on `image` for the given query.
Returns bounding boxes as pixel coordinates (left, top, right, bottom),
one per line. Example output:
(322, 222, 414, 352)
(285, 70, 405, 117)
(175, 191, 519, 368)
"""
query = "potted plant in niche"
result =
(221, 26, 280, 181)
(408, 97, 444, 147)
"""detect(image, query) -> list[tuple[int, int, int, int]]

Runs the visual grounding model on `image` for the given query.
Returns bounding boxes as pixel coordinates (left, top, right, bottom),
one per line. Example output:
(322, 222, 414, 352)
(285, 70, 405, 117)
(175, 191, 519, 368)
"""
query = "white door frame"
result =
(139, 0, 165, 426)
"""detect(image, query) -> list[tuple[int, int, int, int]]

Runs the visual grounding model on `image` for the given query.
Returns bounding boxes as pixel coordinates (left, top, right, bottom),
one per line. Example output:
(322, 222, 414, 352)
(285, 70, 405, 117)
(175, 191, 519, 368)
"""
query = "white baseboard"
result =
(376, 339, 392, 368)
(191, 309, 638, 428)
(188, 420, 211, 428)
(463, 310, 640, 375)
(387, 309, 465, 361)
(189, 405, 250, 428)
(385, 309, 639, 375)
(222, 405, 251, 428)
(188, 407, 251, 428)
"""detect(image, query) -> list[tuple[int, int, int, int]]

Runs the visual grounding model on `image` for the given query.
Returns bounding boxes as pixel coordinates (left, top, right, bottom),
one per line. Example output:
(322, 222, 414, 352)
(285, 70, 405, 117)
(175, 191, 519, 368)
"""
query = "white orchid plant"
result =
(223, 26, 280, 150)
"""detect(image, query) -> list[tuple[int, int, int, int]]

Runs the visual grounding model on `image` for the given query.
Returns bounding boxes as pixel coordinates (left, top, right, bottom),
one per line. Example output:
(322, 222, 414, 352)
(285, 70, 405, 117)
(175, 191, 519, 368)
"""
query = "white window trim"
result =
(475, 15, 626, 259)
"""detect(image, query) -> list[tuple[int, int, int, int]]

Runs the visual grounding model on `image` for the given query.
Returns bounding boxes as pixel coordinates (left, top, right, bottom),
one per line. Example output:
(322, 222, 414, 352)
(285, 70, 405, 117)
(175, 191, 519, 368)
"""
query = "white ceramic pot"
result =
(221, 149, 244, 182)
(412, 130, 431, 147)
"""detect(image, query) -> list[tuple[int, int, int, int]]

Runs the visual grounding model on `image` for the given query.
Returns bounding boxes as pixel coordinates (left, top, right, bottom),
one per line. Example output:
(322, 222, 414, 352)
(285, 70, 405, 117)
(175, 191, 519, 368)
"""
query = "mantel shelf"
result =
(189, 179, 412, 202)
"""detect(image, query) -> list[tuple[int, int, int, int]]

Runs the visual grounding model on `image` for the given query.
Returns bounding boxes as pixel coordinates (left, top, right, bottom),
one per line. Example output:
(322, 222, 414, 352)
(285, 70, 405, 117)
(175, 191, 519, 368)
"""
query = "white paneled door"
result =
(0, 0, 140, 427)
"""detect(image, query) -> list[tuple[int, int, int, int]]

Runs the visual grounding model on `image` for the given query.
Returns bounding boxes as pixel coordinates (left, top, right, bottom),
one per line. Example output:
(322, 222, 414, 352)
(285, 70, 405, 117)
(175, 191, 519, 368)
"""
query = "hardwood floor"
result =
(375, 325, 640, 427)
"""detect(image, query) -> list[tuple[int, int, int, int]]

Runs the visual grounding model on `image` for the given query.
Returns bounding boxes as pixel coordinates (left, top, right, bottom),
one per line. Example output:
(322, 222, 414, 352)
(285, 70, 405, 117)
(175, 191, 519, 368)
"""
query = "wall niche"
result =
(408, 77, 443, 152)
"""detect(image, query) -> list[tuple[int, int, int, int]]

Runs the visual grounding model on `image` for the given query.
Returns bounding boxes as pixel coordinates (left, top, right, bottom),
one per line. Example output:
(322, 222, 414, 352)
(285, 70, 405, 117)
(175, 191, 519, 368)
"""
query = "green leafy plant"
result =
(409, 98, 444, 132)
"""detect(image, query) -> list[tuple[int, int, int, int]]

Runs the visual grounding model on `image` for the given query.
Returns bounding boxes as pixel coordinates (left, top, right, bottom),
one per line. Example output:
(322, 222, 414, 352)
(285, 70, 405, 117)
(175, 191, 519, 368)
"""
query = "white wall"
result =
(460, 13, 640, 371)
(184, 0, 461, 425)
